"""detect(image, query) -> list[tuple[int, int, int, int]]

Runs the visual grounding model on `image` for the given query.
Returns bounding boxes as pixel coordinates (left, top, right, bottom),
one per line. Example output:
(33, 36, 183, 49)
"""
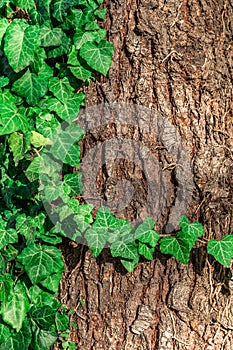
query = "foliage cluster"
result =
(0, 1, 232, 349)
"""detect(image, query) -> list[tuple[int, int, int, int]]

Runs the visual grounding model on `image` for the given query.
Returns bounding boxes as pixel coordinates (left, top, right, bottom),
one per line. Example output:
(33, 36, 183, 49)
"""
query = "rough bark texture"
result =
(52, 0, 233, 349)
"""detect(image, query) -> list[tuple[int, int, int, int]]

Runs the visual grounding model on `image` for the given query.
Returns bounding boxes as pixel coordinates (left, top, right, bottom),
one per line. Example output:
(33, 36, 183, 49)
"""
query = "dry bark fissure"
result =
(52, 0, 233, 349)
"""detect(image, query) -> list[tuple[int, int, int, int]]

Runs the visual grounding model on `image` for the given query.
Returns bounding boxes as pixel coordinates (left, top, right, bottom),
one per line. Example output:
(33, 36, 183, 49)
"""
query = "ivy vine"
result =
(0, 1, 232, 349)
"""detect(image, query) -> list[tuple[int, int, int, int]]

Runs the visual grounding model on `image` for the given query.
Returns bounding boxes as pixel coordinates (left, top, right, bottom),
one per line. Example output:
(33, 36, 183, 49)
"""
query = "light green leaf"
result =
(85, 227, 108, 257)
(207, 235, 233, 267)
(0, 217, 18, 249)
(30, 130, 51, 148)
(55, 313, 69, 332)
(110, 240, 139, 261)
(17, 244, 64, 284)
(160, 236, 190, 264)
(0, 18, 9, 42)
(0, 323, 11, 344)
(8, 132, 31, 165)
(138, 242, 154, 260)
(1, 281, 29, 332)
(80, 40, 114, 76)
(4, 19, 40, 72)
(40, 26, 64, 47)
(0, 102, 28, 136)
(14, 0, 35, 10)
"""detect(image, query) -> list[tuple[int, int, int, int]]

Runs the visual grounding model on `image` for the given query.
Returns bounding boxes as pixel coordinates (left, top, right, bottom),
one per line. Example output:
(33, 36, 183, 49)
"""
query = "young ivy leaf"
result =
(159, 236, 190, 264)
(134, 217, 160, 247)
(177, 216, 204, 250)
(138, 242, 154, 261)
(93, 206, 128, 230)
(120, 255, 139, 273)
(110, 240, 139, 261)
(207, 235, 233, 267)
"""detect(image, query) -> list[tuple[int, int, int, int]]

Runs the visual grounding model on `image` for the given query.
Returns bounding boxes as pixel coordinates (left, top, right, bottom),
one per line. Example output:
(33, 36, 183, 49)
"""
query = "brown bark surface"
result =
(52, 0, 233, 349)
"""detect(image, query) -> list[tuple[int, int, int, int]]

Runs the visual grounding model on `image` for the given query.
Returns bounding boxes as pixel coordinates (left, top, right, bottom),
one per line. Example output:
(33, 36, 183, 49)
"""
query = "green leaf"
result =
(134, 218, 160, 247)
(30, 305, 56, 330)
(80, 40, 114, 76)
(0, 77, 9, 88)
(17, 244, 64, 284)
(138, 242, 154, 260)
(207, 235, 233, 267)
(63, 173, 82, 196)
(69, 64, 92, 82)
(120, 255, 139, 272)
(177, 216, 204, 250)
(49, 77, 74, 103)
(0, 102, 28, 136)
(52, 0, 71, 22)
(0, 18, 9, 42)
(14, 0, 35, 10)
(85, 227, 108, 257)
(30, 324, 57, 350)
(55, 313, 69, 332)
(0, 217, 18, 249)
(47, 34, 70, 58)
(4, 19, 40, 72)
(49, 123, 85, 160)
(40, 26, 64, 47)
(39, 271, 63, 293)
(0, 323, 11, 344)
(110, 240, 139, 261)
(8, 132, 31, 166)
(0, 320, 31, 350)
(12, 64, 53, 105)
(160, 236, 190, 264)
(93, 206, 128, 230)
(64, 144, 80, 167)
(73, 29, 97, 50)
(30, 130, 51, 148)
(1, 281, 29, 332)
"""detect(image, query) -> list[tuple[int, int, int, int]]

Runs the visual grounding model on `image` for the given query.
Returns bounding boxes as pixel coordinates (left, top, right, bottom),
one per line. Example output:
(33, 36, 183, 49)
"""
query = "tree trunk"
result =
(52, 0, 233, 349)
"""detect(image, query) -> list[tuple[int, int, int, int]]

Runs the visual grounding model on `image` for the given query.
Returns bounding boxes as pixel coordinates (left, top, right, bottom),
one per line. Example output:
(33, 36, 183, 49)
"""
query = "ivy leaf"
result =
(110, 240, 139, 261)
(47, 34, 70, 58)
(14, 0, 35, 10)
(73, 29, 97, 50)
(207, 235, 233, 267)
(177, 216, 204, 250)
(49, 123, 85, 160)
(69, 64, 92, 82)
(120, 255, 139, 273)
(159, 236, 190, 264)
(8, 132, 31, 166)
(49, 77, 73, 103)
(0, 76, 9, 88)
(17, 244, 64, 284)
(1, 281, 30, 332)
(30, 305, 56, 330)
(80, 40, 114, 76)
(0, 18, 9, 42)
(64, 144, 80, 167)
(52, 0, 71, 22)
(12, 64, 53, 105)
(63, 173, 82, 196)
(0, 217, 18, 249)
(4, 19, 40, 72)
(30, 324, 57, 350)
(0, 102, 28, 136)
(134, 217, 160, 247)
(84, 227, 108, 257)
(93, 206, 128, 230)
(40, 26, 64, 47)
(138, 242, 154, 260)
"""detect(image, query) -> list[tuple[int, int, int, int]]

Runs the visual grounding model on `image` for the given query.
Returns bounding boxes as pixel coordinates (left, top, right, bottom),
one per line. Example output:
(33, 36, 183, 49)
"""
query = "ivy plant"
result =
(0, 1, 232, 349)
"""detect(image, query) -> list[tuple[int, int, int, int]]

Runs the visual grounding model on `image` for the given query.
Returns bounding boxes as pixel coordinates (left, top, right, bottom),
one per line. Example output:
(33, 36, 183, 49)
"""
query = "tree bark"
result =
(52, 0, 233, 349)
